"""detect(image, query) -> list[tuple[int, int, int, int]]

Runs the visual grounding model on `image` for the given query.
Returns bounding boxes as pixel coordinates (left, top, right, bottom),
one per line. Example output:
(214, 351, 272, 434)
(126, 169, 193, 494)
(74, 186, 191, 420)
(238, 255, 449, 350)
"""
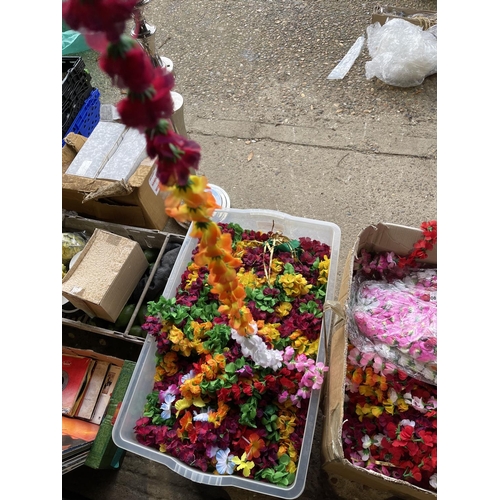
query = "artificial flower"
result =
(133, 223, 332, 485)
(116, 68, 175, 130)
(62, 0, 137, 43)
(215, 448, 236, 475)
(99, 35, 155, 92)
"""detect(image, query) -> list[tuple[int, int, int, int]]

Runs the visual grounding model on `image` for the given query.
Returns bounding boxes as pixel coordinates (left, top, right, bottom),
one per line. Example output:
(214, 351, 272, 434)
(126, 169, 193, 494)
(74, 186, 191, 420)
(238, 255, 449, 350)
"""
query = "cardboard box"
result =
(62, 132, 168, 230)
(62, 228, 149, 322)
(321, 223, 437, 500)
(62, 346, 135, 470)
(65, 121, 147, 181)
(372, 6, 437, 29)
(62, 214, 184, 344)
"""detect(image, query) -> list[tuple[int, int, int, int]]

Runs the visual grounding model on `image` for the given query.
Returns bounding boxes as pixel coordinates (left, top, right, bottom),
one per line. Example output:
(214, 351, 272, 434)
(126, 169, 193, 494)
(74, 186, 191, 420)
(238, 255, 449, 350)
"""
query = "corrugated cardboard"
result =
(62, 214, 185, 343)
(62, 132, 168, 230)
(62, 347, 134, 470)
(321, 223, 437, 500)
(62, 229, 149, 322)
(371, 6, 437, 29)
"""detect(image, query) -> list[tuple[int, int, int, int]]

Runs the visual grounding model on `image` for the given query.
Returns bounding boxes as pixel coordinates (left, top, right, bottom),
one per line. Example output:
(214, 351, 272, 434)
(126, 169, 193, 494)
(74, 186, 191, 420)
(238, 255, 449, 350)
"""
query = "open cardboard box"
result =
(321, 223, 437, 500)
(62, 132, 168, 230)
(62, 214, 184, 344)
(62, 346, 136, 470)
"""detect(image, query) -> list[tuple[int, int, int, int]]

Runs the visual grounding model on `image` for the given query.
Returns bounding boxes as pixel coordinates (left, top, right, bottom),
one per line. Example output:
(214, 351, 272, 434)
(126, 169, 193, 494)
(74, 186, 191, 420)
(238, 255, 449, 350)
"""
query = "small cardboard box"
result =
(62, 132, 168, 230)
(371, 6, 437, 29)
(62, 214, 184, 343)
(321, 223, 437, 500)
(62, 228, 149, 322)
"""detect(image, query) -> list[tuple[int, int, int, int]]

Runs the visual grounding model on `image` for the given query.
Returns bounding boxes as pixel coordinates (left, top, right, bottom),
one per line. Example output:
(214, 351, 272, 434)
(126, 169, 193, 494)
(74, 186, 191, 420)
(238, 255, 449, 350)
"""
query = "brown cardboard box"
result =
(371, 6, 437, 29)
(62, 228, 149, 322)
(321, 223, 437, 500)
(62, 132, 168, 230)
(62, 214, 184, 343)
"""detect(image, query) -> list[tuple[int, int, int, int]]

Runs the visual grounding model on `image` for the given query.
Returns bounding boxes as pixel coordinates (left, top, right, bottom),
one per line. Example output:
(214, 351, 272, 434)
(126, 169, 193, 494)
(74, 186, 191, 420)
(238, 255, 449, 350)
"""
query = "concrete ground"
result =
(62, 0, 437, 499)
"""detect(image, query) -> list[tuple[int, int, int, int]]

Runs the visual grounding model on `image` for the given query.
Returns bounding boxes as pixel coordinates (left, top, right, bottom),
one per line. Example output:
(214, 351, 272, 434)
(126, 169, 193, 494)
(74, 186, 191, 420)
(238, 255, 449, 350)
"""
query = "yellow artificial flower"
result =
(397, 398, 409, 412)
(279, 273, 312, 297)
(258, 322, 281, 342)
(317, 255, 330, 285)
(168, 325, 185, 345)
(232, 452, 255, 477)
(275, 301, 292, 318)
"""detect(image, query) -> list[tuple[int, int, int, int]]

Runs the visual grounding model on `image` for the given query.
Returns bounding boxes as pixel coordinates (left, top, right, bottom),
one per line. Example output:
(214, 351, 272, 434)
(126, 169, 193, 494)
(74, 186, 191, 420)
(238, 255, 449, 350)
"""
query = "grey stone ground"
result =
(62, 0, 437, 499)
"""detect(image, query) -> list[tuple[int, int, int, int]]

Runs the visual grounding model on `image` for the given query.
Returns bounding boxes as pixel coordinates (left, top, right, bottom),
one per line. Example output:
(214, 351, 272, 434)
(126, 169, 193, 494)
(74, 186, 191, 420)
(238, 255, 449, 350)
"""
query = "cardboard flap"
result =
(82, 179, 133, 202)
(321, 324, 349, 463)
(356, 223, 437, 264)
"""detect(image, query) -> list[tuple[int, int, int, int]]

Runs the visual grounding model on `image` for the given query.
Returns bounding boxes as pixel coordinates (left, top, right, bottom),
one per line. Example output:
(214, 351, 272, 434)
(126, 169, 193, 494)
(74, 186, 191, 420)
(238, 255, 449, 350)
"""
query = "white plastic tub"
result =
(112, 208, 341, 499)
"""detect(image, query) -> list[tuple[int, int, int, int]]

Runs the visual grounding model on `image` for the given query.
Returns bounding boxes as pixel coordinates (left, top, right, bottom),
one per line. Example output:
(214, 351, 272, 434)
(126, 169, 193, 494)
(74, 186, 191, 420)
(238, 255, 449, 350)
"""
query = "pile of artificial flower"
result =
(347, 268, 437, 385)
(342, 221, 437, 491)
(134, 222, 331, 486)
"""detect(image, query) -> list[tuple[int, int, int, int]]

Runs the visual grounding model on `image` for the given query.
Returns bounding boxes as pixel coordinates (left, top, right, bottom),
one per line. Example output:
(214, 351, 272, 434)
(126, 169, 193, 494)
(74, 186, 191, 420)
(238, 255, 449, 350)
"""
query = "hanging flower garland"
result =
(62, 0, 255, 336)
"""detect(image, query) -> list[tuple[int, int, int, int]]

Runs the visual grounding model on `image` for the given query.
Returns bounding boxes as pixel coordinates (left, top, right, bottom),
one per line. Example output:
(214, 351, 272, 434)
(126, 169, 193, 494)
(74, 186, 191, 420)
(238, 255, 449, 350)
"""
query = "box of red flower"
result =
(112, 208, 341, 499)
(321, 222, 437, 500)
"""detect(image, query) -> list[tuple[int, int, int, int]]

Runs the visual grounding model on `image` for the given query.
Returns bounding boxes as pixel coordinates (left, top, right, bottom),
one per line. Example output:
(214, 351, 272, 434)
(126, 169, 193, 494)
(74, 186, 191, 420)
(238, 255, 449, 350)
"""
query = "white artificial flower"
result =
(429, 473, 437, 489)
(231, 325, 283, 370)
(400, 419, 415, 427)
(388, 387, 398, 403)
(361, 435, 372, 449)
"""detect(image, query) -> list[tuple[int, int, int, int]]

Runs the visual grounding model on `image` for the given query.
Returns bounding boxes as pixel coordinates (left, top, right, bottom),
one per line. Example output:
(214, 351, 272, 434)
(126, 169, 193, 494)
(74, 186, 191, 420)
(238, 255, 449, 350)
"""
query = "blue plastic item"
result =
(62, 89, 101, 147)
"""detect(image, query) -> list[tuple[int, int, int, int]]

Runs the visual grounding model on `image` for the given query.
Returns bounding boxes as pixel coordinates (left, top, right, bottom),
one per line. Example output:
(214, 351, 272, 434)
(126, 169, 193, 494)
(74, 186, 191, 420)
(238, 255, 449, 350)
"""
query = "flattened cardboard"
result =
(321, 223, 437, 500)
(62, 133, 167, 230)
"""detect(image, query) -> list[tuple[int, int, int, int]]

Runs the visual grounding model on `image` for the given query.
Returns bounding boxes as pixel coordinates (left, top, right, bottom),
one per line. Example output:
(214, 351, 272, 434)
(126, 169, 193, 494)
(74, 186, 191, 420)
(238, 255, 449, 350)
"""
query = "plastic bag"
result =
(346, 269, 437, 385)
(62, 232, 87, 266)
(365, 19, 437, 87)
(62, 29, 90, 55)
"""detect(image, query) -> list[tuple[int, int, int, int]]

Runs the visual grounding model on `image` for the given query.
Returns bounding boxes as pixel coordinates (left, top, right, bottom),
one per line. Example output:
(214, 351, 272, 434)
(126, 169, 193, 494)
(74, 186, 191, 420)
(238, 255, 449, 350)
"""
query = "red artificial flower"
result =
(385, 422, 397, 440)
(418, 429, 436, 447)
(62, 0, 138, 43)
(242, 381, 253, 396)
(420, 220, 437, 243)
(99, 36, 155, 92)
(147, 129, 202, 186)
(280, 377, 296, 391)
(407, 465, 422, 482)
(398, 425, 414, 441)
(116, 68, 175, 130)
(253, 380, 266, 394)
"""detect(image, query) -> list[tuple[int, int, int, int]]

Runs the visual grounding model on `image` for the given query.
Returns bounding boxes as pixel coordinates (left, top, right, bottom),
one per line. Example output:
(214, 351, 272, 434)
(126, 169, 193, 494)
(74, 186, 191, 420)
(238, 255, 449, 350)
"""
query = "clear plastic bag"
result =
(346, 269, 437, 385)
(62, 232, 87, 266)
(365, 19, 437, 87)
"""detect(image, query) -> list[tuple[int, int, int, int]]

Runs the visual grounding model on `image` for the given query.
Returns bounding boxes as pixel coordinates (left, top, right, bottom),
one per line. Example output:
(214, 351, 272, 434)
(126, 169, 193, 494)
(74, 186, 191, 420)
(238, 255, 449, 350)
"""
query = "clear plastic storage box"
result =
(112, 208, 341, 499)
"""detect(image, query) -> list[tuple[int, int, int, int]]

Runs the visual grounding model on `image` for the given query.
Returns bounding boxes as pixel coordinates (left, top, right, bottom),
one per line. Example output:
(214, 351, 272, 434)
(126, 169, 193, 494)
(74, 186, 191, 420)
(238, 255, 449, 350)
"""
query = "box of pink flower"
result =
(321, 222, 437, 500)
(112, 208, 341, 499)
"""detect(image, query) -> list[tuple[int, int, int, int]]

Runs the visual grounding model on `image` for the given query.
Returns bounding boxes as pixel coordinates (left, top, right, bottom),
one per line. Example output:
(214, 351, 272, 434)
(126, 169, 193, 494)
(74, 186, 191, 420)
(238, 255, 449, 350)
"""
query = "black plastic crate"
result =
(62, 56, 93, 135)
